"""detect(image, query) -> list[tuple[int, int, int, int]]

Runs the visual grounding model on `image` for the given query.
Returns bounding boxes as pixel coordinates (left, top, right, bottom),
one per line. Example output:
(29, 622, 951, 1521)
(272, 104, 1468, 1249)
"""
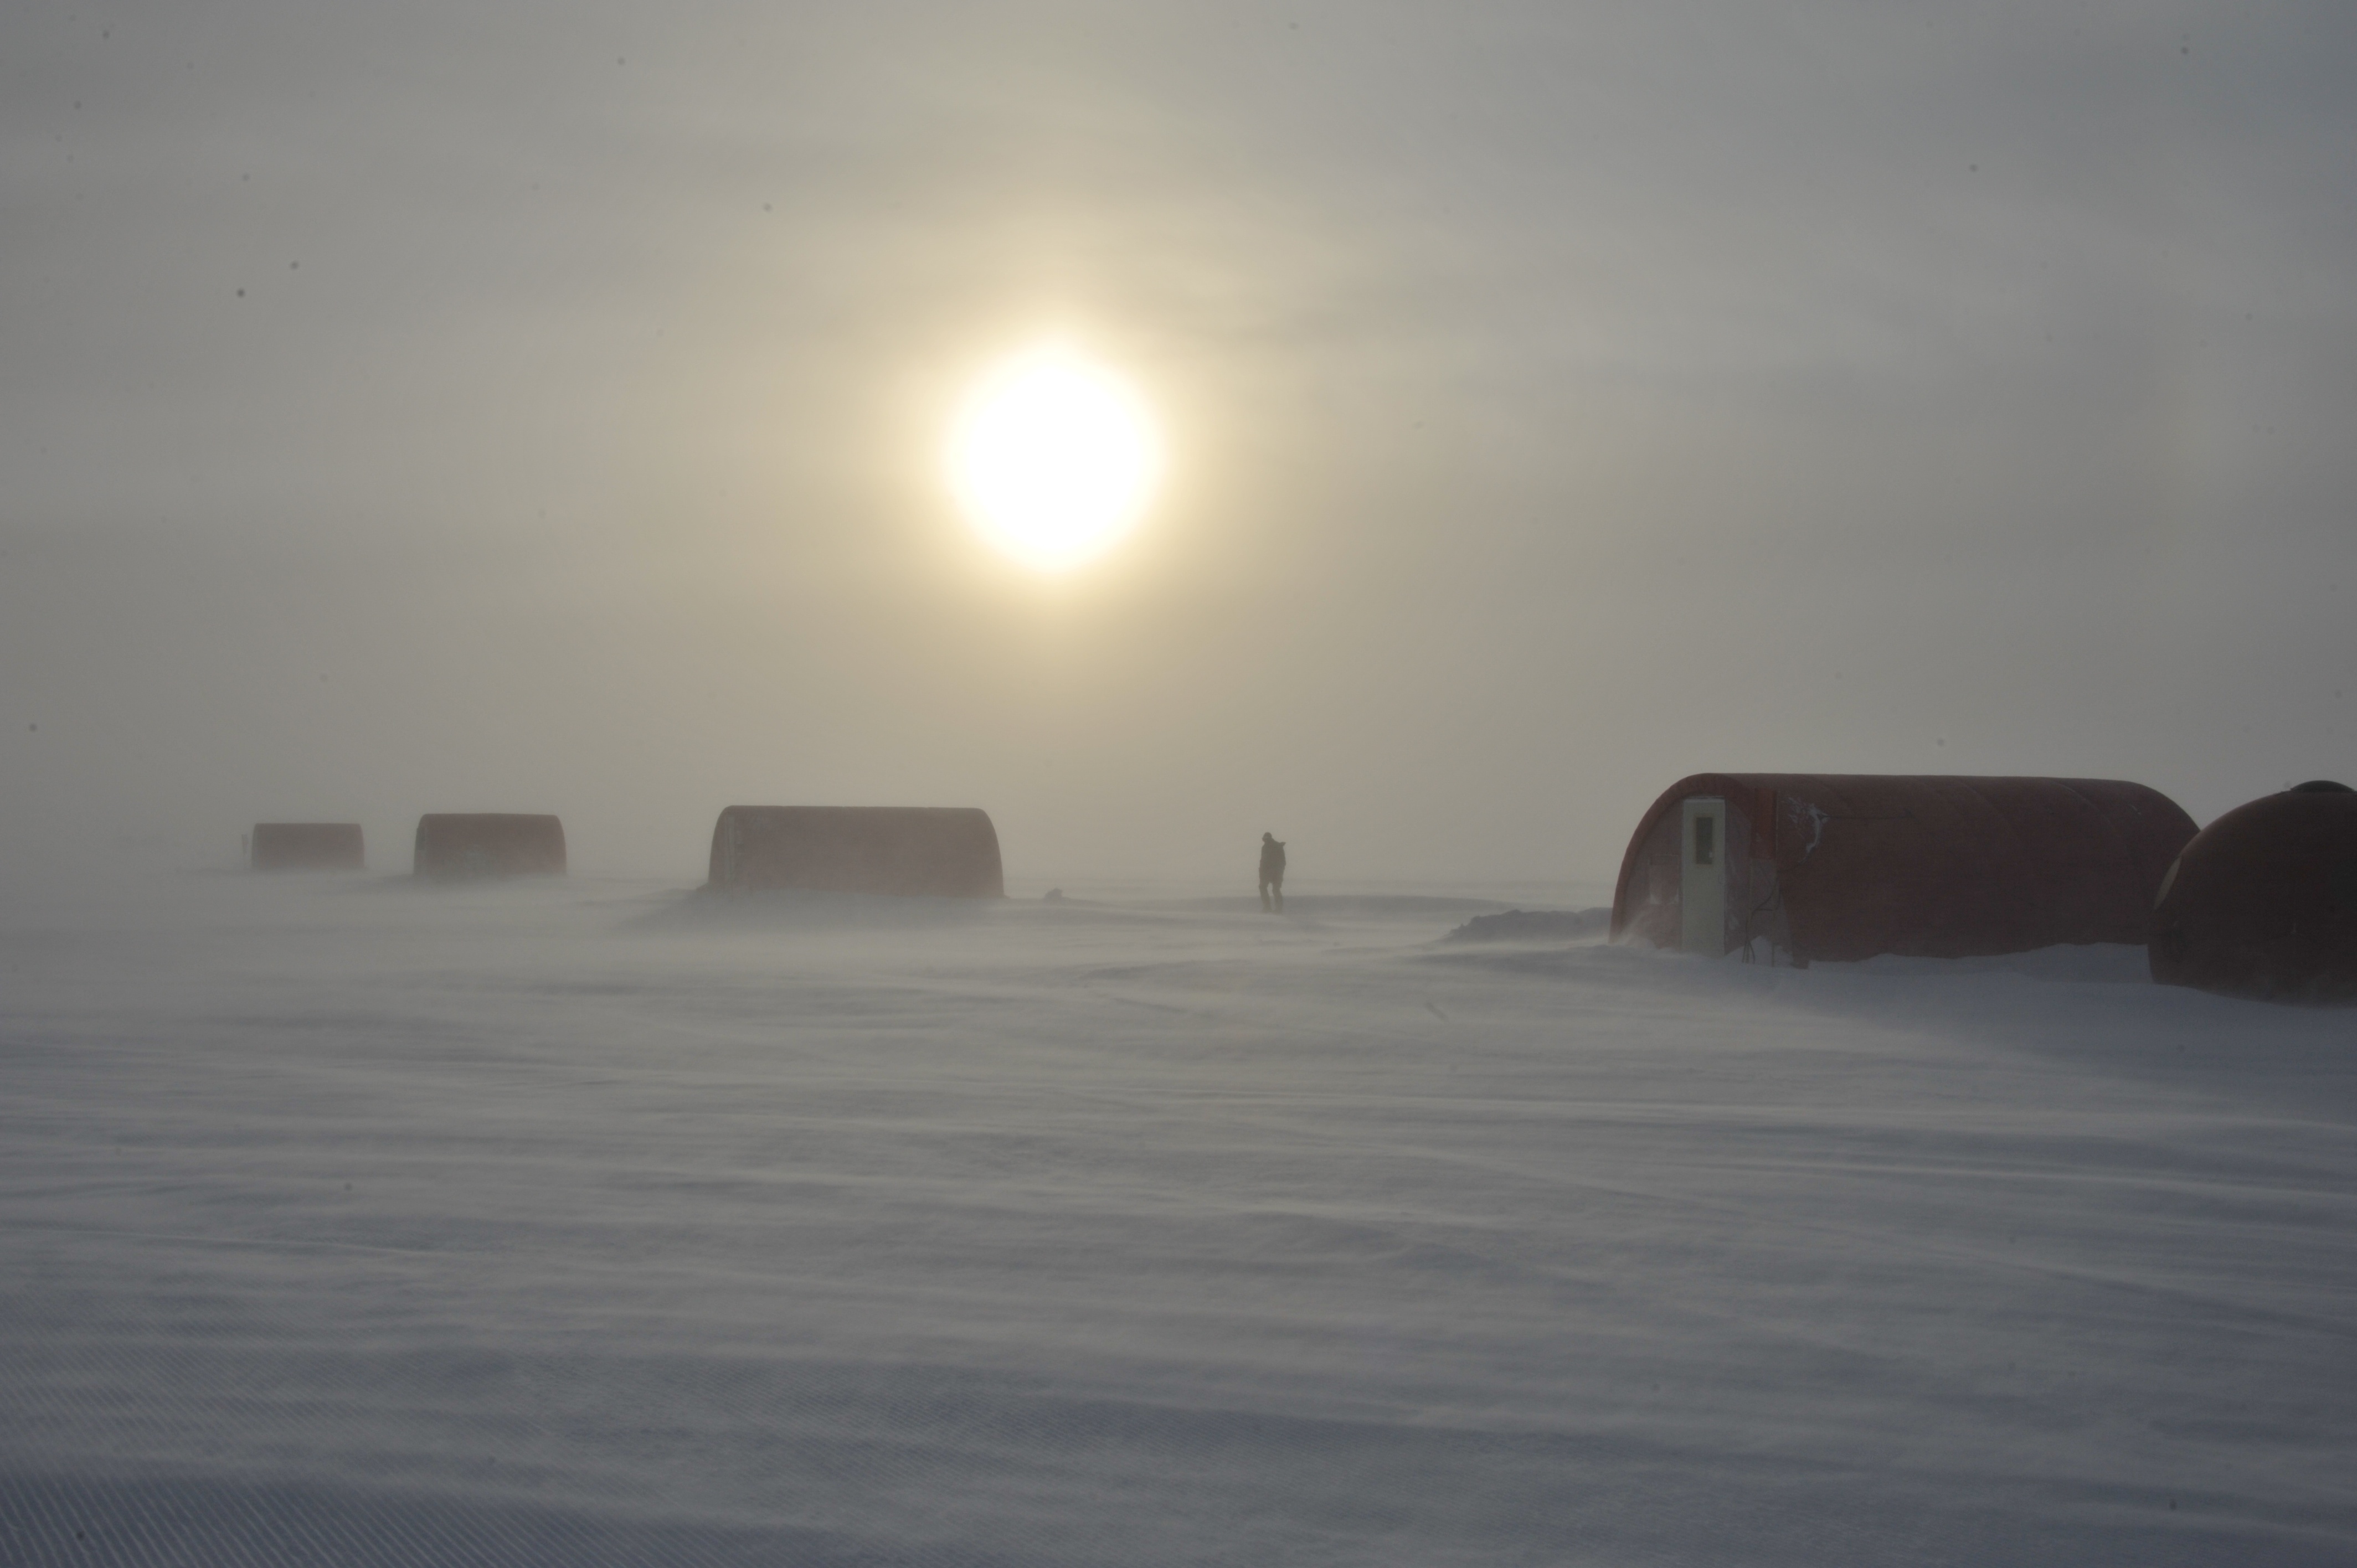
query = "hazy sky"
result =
(4, 0, 2352, 888)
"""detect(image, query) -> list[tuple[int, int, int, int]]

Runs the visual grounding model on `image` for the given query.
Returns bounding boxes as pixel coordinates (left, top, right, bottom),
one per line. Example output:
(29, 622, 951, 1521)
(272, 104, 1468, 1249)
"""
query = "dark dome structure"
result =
(413, 814, 567, 880)
(1612, 774, 2196, 965)
(708, 806, 1004, 898)
(250, 822, 364, 871)
(2149, 782, 2357, 1004)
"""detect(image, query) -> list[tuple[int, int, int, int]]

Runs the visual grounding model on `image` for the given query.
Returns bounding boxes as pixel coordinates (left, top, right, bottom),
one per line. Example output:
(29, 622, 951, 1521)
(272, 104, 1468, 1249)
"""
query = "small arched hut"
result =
(1611, 774, 2195, 964)
(251, 822, 365, 871)
(413, 813, 567, 880)
(708, 806, 1004, 898)
(2150, 781, 2357, 1004)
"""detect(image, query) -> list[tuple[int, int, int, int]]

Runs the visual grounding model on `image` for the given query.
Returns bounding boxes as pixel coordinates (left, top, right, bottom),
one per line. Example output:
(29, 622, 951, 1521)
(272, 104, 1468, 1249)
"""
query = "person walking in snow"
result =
(1258, 832, 1287, 914)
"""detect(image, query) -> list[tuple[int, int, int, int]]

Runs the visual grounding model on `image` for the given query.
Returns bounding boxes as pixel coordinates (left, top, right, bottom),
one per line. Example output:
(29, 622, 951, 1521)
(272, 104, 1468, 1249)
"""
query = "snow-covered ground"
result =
(3, 871, 2351, 1566)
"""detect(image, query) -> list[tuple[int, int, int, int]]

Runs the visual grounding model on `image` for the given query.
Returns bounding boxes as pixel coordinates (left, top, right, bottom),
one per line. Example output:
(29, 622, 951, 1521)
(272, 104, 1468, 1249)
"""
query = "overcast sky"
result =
(3, 0, 2352, 888)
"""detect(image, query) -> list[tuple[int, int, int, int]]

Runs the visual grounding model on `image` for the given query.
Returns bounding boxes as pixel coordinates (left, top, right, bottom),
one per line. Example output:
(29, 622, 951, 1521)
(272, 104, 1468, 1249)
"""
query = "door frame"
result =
(1679, 796, 1727, 955)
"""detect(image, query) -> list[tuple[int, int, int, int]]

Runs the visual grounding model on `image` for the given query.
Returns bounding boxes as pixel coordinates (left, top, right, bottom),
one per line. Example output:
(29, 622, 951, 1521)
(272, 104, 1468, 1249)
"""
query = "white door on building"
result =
(1679, 797, 1727, 955)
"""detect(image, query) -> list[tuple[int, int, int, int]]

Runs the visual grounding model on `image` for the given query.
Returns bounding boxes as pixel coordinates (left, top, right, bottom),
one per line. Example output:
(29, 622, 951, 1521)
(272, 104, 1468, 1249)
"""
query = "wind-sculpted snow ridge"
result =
(1443, 907, 1613, 943)
(2, 873, 2353, 1565)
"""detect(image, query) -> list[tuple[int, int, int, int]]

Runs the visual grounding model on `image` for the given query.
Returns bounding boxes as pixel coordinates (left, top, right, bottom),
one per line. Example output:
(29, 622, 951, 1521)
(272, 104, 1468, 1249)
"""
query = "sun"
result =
(946, 344, 1161, 572)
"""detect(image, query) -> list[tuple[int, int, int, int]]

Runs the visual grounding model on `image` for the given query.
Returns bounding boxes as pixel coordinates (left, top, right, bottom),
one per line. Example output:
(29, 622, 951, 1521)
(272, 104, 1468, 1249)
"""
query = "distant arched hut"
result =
(1611, 775, 2195, 964)
(413, 814, 567, 880)
(708, 806, 1003, 898)
(251, 822, 365, 871)
(2150, 781, 2357, 1004)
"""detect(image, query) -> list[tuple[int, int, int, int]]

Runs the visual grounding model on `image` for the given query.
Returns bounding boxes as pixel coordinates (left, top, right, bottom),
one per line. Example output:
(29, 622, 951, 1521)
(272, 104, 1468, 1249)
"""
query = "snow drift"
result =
(1, 872, 2350, 1565)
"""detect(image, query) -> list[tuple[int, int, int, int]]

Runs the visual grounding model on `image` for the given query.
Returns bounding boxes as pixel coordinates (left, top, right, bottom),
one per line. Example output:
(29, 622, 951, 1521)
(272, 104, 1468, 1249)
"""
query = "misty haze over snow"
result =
(2, 0, 2352, 881)
(3, 2, 2355, 1563)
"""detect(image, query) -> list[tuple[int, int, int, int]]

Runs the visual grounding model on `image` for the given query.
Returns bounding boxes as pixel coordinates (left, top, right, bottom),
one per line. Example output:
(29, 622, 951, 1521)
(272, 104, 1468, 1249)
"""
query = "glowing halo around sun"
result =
(946, 344, 1162, 572)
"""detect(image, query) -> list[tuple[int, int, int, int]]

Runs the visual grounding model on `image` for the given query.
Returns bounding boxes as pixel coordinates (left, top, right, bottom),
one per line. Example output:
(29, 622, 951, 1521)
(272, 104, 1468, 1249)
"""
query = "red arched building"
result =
(2150, 781, 2357, 1004)
(708, 806, 1004, 898)
(1611, 775, 2194, 964)
(413, 814, 568, 880)
(250, 822, 364, 871)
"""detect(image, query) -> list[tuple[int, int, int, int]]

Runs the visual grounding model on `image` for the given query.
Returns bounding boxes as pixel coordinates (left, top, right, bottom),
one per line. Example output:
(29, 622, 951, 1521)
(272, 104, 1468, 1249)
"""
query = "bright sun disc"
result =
(948, 346, 1160, 571)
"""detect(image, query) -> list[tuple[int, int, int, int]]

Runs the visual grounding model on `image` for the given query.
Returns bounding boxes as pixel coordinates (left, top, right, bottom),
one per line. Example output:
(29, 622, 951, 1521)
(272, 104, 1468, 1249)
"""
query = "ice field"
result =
(3, 871, 2353, 1566)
